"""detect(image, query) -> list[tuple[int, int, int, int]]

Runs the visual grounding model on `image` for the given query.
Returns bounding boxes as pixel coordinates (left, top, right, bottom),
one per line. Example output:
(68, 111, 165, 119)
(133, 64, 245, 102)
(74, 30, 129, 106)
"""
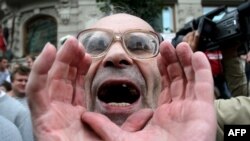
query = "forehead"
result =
(14, 71, 28, 75)
(13, 73, 29, 79)
(90, 13, 154, 32)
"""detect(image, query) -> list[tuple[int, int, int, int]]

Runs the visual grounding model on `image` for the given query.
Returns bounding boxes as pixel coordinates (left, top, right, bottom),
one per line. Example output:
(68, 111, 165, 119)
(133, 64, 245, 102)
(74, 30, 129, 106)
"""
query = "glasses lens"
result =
(124, 32, 159, 59)
(78, 30, 112, 57)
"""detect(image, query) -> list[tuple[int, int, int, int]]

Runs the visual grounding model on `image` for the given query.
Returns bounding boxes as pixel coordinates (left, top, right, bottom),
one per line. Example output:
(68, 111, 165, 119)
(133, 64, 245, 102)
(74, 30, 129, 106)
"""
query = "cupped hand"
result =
(26, 37, 154, 141)
(26, 37, 100, 141)
(82, 41, 217, 141)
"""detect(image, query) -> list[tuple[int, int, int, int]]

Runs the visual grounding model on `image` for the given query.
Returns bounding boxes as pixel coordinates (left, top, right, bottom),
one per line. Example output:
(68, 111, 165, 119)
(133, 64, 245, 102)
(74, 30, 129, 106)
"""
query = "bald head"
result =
(90, 13, 154, 32)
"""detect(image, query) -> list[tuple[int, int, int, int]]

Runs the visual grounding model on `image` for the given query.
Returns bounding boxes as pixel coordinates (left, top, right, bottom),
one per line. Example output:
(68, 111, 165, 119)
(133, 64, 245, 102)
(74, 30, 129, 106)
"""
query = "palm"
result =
(128, 101, 213, 141)
(26, 38, 100, 141)
(149, 100, 215, 141)
(33, 103, 87, 141)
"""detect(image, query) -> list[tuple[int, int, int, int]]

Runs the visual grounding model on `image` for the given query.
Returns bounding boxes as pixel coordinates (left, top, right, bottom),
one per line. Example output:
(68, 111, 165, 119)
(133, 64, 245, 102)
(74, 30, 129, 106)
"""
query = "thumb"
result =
(82, 112, 122, 141)
(121, 108, 153, 132)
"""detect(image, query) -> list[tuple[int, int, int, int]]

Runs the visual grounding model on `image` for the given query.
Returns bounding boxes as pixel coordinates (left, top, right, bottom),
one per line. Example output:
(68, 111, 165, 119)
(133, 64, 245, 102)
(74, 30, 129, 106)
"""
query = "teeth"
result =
(108, 102, 131, 106)
(122, 84, 127, 87)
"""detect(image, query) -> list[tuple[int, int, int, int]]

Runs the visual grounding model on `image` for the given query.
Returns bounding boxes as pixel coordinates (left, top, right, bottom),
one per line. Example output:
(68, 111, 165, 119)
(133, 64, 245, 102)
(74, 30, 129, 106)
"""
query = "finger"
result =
(192, 52, 214, 102)
(121, 108, 153, 132)
(192, 31, 200, 51)
(188, 32, 194, 45)
(82, 112, 122, 141)
(72, 44, 92, 106)
(182, 32, 192, 43)
(176, 42, 195, 99)
(157, 42, 171, 105)
(247, 52, 250, 63)
(159, 41, 186, 101)
(48, 37, 86, 103)
(26, 43, 56, 116)
(240, 55, 247, 60)
(176, 42, 194, 81)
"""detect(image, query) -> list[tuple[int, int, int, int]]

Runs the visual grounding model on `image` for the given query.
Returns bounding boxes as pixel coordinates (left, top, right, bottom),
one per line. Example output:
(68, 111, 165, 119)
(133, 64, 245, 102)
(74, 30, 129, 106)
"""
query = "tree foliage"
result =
(96, 0, 164, 32)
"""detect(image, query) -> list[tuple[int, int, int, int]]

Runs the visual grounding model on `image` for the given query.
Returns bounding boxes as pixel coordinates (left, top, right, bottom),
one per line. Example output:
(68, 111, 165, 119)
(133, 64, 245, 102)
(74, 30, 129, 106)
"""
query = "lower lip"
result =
(97, 98, 141, 114)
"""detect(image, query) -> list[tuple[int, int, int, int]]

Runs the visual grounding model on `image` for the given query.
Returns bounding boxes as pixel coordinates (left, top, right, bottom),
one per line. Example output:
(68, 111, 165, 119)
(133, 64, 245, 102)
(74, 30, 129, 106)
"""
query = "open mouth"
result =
(97, 82, 140, 106)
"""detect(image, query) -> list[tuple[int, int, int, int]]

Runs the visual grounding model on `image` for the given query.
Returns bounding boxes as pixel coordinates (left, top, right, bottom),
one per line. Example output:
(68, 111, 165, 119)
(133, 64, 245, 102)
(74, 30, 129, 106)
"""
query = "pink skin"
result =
(26, 13, 216, 141)
(26, 37, 154, 140)
(84, 14, 162, 125)
(82, 41, 216, 141)
(10, 73, 28, 97)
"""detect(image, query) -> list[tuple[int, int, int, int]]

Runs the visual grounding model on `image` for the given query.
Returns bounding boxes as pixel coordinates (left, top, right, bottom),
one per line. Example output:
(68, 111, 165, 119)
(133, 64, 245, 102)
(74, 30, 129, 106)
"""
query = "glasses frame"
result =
(76, 28, 163, 59)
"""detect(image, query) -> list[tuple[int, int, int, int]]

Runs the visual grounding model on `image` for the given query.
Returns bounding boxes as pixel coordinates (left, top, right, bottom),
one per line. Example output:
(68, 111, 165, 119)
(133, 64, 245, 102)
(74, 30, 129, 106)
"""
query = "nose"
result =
(22, 81, 27, 85)
(102, 43, 133, 68)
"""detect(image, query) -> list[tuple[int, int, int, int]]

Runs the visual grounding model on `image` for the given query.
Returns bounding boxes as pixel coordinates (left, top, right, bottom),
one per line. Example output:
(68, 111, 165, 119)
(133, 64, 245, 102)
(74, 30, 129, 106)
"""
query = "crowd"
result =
(0, 10, 250, 141)
(0, 55, 35, 141)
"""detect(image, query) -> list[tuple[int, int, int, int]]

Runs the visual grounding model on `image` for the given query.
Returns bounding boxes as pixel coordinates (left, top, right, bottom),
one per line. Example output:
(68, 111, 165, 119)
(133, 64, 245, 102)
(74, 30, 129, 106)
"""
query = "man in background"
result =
(0, 57, 10, 85)
(8, 65, 30, 109)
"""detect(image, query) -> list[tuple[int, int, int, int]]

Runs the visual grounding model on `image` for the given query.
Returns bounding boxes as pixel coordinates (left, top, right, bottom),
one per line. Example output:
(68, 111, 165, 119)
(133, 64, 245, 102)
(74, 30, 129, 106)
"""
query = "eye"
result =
(80, 31, 112, 55)
(125, 33, 156, 54)
(84, 38, 108, 53)
(126, 36, 144, 50)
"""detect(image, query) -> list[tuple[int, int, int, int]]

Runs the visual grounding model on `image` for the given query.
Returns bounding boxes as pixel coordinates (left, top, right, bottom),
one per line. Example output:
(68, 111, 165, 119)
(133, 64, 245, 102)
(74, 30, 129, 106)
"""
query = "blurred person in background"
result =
(0, 57, 10, 85)
(8, 65, 30, 109)
(0, 115, 23, 141)
(0, 25, 7, 57)
(0, 89, 34, 141)
(183, 31, 248, 98)
(182, 30, 250, 141)
(25, 55, 36, 69)
(0, 80, 11, 92)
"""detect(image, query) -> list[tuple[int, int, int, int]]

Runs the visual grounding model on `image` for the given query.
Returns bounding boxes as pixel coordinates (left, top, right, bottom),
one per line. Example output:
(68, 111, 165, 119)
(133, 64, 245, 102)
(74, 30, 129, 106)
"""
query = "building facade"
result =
(0, 0, 104, 60)
(0, 0, 246, 62)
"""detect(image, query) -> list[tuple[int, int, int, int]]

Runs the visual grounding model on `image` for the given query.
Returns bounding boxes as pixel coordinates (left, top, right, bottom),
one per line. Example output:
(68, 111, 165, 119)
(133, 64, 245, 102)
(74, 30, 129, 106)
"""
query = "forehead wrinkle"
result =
(90, 13, 154, 33)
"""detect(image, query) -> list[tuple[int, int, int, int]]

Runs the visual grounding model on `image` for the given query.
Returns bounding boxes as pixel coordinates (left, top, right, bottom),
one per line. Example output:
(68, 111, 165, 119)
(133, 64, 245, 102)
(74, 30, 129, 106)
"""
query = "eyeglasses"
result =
(76, 28, 162, 59)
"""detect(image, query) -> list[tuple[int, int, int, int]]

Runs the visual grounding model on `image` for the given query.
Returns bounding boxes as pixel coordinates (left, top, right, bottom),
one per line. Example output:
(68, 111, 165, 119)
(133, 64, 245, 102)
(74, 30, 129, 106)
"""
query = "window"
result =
(162, 6, 174, 33)
(24, 15, 57, 55)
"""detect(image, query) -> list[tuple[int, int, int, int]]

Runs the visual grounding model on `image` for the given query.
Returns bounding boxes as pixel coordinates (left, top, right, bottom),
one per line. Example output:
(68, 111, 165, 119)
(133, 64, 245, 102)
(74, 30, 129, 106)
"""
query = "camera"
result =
(172, 1, 250, 54)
